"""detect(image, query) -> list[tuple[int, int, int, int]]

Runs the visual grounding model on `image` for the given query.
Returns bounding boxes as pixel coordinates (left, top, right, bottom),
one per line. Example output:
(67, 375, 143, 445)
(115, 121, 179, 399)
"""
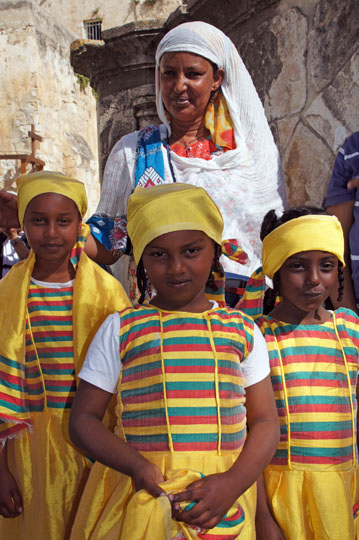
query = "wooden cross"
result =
(0, 124, 45, 174)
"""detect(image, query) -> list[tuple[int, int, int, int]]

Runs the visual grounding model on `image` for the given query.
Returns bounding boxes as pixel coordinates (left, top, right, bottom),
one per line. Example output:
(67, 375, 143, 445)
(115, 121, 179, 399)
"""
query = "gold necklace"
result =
(171, 129, 207, 149)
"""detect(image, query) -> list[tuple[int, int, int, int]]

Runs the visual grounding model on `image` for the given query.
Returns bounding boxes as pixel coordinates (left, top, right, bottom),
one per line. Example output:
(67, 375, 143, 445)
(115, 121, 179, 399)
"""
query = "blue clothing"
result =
(325, 131, 359, 306)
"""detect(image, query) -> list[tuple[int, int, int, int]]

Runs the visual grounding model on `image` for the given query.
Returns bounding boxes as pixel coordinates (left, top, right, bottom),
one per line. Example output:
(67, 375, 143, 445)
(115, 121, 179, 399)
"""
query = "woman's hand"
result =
(171, 471, 238, 530)
(132, 460, 165, 497)
(0, 191, 20, 229)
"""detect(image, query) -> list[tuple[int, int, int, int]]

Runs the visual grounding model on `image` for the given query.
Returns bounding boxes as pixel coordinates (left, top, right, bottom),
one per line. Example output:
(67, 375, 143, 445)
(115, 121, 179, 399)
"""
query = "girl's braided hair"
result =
(136, 242, 224, 304)
(260, 207, 344, 314)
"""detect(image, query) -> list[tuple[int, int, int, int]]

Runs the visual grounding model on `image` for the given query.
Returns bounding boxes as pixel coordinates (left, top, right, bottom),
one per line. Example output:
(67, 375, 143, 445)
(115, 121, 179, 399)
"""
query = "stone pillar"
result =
(71, 20, 166, 180)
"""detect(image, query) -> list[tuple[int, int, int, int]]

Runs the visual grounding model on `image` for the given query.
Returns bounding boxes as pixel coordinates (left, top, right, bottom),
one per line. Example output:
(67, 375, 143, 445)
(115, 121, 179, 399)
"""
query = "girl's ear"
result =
(78, 220, 82, 235)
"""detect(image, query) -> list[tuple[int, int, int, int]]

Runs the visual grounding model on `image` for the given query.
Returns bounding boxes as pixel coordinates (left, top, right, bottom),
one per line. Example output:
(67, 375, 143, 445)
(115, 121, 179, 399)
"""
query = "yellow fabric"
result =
(0, 245, 130, 427)
(264, 467, 359, 540)
(2, 411, 89, 540)
(127, 183, 224, 264)
(0, 225, 130, 538)
(16, 170, 88, 225)
(262, 214, 345, 279)
(70, 452, 257, 540)
(205, 89, 236, 150)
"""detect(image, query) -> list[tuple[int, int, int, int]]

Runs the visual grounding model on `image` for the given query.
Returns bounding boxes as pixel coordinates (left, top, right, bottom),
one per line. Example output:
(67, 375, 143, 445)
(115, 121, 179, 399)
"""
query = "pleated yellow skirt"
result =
(0, 409, 88, 540)
(264, 466, 359, 540)
(70, 451, 257, 539)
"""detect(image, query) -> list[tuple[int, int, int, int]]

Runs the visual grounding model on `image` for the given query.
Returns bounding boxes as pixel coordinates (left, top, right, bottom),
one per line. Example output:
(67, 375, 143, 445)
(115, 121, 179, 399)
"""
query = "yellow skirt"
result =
(70, 451, 257, 540)
(0, 409, 88, 540)
(264, 466, 359, 540)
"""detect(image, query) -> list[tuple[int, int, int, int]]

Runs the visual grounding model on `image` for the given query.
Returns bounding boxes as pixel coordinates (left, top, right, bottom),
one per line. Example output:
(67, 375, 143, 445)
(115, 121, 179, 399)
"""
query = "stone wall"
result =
(227, 0, 359, 206)
(38, 0, 183, 36)
(0, 0, 183, 215)
(0, 0, 100, 214)
(72, 0, 359, 206)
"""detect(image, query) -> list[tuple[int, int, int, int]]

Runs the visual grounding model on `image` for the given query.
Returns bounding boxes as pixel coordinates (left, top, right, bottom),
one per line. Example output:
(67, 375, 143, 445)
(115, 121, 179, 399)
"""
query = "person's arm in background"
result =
(6, 229, 29, 260)
(326, 199, 357, 312)
(325, 133, 359, 313)
(0, 191, 19, 229)
(85, 136, 135, 266)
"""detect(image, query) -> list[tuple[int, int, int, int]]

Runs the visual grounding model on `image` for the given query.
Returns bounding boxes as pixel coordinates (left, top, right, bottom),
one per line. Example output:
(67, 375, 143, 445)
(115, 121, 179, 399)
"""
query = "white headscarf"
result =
(154, 22, 286, 276)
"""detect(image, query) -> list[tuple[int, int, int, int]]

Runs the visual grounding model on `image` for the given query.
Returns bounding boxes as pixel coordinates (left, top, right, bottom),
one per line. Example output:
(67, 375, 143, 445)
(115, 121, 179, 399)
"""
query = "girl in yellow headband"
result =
(68, 183, 279, 539)
(0, 172, 129, 540)
(241, 207, 359, 539)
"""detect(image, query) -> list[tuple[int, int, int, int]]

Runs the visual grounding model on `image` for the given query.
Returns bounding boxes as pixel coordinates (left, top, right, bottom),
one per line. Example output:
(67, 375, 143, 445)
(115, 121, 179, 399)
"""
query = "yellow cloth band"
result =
(127, 183, 224, 264)
(16, 171, 88, 226)
(262, 214, 345, 279)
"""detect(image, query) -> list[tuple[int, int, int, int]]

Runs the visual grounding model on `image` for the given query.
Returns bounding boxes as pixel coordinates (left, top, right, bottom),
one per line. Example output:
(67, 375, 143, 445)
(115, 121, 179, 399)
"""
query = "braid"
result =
(337, 261, 344, 302)
(206, 243, 224, 290)
(263, 273, 280, 314)
(136, 259, 149, 304)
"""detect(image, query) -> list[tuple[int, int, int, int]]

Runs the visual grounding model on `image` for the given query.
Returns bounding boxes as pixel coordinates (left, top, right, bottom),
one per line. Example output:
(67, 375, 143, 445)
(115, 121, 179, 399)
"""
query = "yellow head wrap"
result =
(127, 183, 224, 264)
(16, 171, 88, 226)
(262, 214, 345, 279)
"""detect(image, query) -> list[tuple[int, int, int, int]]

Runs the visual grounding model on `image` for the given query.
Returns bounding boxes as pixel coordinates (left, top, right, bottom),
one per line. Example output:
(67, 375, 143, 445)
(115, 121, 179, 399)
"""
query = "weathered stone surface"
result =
(185, 0, 279, 33)
(40, 0, 183, 36)
(283, 122, 333, 207)
(0, 0, 100, 214)
(305, 95, 350, 153)
(71, 20, 165, 96)
(98, 83, 160, 178)
(276, 116, 299, 155)
(308, 0, 359, 92)
(231, 21, 283, 106)
(236, 8, 307, 120)
(321, 51, 359, 139)
(264, 8, 307, 120)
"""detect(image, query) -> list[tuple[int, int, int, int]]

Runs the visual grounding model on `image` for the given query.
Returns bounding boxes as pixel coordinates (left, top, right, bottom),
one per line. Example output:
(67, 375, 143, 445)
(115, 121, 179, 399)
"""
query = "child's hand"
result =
(256, 512, 285, 540)
(0, 469, 23, 518)
(132, 460, 166, 498)
(171, 471, 238, 531)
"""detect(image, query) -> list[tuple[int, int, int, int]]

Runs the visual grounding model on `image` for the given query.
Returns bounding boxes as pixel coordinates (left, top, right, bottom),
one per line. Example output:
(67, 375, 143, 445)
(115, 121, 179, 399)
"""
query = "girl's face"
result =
(159, 52, 223, 129)
(142, 229, 215, 312)
(24, 193, 81, 267)
(277, 250, 338, 320)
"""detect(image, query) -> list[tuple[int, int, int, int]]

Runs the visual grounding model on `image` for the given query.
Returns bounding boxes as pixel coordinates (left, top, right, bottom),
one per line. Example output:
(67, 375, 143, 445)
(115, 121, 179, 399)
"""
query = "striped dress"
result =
(256, 308, 359, 540)
(0, 280, 87, 540)
(70, 305, 258, 540)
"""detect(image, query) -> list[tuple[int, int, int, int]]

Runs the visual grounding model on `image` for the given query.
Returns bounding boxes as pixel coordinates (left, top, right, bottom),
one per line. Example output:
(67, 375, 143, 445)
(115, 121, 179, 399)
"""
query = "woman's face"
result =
(159, 52, 223, 128)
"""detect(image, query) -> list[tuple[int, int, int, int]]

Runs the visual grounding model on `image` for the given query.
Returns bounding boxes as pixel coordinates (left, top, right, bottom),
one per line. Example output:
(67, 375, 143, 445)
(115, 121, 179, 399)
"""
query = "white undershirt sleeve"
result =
(79, 312, 270, 392)
(79, 312, 122, 394)
(242, 323, 270, 388)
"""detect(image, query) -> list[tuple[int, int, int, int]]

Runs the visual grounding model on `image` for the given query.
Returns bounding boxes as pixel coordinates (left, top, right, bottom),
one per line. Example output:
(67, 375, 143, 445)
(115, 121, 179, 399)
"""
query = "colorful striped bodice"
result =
(116, 305, 254, 454)
(24, 282, 76, 412)
(256, 308, 359, 471)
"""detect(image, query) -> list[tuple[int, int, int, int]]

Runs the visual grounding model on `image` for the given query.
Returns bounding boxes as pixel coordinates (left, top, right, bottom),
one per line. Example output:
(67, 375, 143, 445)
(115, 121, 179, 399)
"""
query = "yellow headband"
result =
(262, 214, 345, 279)
(16, 171, 88, 226)
(127, 183, 224, 264)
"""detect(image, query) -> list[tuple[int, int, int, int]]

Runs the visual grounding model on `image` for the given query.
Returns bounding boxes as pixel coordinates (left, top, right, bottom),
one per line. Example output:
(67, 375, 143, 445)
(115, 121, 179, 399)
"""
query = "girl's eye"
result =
(287, 262, 304, 270)
(59, 219, 71, 225)
(149, 251, 166, 258)
(320, 262, 335, 270)
(185, 247, 200, 255)
(33, 217, 45, 224)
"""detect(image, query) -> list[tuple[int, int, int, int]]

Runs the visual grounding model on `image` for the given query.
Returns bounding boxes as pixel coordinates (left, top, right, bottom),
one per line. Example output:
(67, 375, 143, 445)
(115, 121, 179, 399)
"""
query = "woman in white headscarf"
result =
(62, 23, 290, 302)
